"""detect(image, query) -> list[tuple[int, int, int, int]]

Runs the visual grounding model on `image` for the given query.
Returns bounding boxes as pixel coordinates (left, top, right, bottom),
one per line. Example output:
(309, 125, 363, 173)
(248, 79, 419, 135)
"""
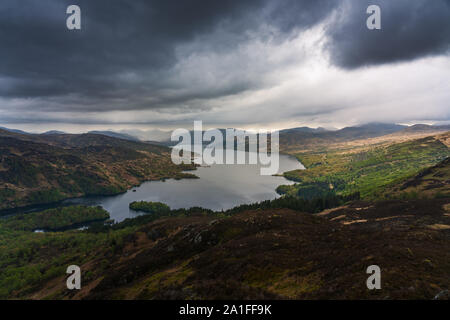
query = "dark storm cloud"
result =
(327, 0, 450, 68)
(0, 0, 258, 99)
(0, 0, 449, 124)
(0, 0, 339, 106)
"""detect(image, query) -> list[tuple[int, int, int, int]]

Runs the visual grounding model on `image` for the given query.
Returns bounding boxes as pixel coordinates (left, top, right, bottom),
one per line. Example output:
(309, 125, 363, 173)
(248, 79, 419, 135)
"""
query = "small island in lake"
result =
(129, 201, 171, 214)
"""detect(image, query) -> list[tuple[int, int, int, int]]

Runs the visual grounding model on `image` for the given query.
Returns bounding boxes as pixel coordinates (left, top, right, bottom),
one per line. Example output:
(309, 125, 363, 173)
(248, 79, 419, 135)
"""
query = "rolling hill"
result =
(0, 129, 196, 211)
(87, 131, 141, 142)
(279, 123, 450, 153)
(2, 186, 449, 300)
(386, 157, 450, 199)
(278, 132, 450, 200)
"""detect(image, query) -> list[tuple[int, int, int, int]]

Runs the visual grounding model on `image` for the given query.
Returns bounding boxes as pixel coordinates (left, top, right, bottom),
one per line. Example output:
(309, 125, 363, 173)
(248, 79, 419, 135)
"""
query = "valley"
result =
(0, 124, 449, 300)
(277, 131, 450, 200)
(2, 0, 450, 304)
(0, 129, 196, 211)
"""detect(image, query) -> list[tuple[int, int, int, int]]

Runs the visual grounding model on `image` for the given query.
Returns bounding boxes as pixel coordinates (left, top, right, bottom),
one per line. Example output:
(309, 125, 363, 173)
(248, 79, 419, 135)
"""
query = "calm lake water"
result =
(62, 153, 304, 222)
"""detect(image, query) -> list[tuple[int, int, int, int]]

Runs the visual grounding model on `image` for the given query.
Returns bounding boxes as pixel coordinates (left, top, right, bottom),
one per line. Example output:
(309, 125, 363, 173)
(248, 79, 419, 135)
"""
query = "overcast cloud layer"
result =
(0, 0, 449, 132)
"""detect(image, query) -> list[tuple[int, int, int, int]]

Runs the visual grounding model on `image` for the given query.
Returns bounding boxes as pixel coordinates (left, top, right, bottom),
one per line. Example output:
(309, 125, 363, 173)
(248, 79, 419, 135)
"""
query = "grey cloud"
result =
(0, 0, 266, 99)
(327, 0, 450, 68)
(0, 0, 338, 104)
(0, 0, 450, 127)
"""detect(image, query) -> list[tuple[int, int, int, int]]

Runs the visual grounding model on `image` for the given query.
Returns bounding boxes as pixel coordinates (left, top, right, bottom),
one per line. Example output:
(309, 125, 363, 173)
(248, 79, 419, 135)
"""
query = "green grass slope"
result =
(278, 133, 450, 200)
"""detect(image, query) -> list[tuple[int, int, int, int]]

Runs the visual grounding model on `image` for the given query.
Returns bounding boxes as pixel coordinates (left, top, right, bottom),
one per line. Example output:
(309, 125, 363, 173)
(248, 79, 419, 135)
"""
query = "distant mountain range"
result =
(0, 126, 30, 135)
(399, 124, 450, 133)
(279, 126, 329, 134)
(281, 122, 405, 138)
(88, 131, 140, 142)
(0, 122, 449, 145)
(279, 123, 450, 152)
(41, 130, 66, 135)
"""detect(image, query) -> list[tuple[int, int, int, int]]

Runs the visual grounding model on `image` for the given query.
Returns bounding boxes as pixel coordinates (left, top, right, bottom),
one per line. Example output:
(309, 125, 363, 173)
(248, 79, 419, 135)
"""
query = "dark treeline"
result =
(223, 192, 360, 215)
(1, 205, 109, 232)
(129, 201, 171, 214)
(89, 192, 360, 233)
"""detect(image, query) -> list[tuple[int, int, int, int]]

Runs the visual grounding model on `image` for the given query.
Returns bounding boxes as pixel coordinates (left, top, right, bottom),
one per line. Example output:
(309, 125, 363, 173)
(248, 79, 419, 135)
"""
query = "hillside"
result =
(386, 157, 450, 199)
(279, 123, 450, 153)
(0, 137, 448, 300)
(0, 130, 196, 210)
(0, 126, 449, 300)
(277, 132, 450, 199)
(280, 123, 406, 153)
(87, 131, 140, 142)
(2, 194, 449, 300)
(88, 199, 450, 300)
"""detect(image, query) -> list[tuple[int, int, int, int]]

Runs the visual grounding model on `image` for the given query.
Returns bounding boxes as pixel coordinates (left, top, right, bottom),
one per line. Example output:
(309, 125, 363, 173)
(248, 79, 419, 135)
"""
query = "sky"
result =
(0, 0, 449, 135)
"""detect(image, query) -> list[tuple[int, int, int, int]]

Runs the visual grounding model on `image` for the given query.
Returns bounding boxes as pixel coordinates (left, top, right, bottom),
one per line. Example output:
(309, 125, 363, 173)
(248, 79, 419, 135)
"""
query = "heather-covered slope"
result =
(386, 157, 450, 199)
(6, 197, 448, 300)
(0, 131, 196, 210)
